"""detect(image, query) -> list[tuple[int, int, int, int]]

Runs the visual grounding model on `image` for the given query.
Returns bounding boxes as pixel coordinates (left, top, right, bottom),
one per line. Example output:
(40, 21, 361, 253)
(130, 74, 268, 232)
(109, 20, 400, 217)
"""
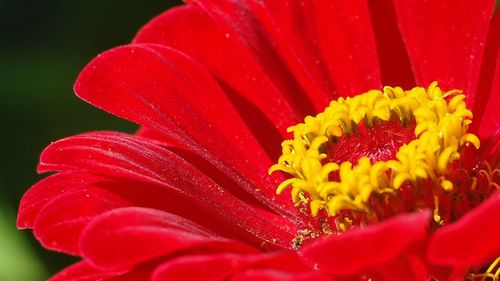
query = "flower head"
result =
(18, 0, 499, 280)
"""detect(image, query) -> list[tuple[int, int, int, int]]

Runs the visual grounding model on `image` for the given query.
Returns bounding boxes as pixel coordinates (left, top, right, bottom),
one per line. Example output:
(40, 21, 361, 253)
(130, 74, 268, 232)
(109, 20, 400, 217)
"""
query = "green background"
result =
(0, 1, 498, 280)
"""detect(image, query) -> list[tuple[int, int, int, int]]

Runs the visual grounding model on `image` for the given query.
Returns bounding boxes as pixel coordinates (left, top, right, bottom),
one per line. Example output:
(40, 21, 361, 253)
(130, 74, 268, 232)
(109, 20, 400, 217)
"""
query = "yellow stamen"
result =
(270, 82, 479, 217)
(467, 257, 500, 281)
(476, 162, 500, 191)
(433, 195, 443, 224)
(486, 257, 500, 280)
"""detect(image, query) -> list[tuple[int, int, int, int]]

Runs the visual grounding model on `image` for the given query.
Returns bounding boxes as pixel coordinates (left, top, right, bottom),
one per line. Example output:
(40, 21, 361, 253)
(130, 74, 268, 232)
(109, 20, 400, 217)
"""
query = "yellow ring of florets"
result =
(269, 82, 480, 218)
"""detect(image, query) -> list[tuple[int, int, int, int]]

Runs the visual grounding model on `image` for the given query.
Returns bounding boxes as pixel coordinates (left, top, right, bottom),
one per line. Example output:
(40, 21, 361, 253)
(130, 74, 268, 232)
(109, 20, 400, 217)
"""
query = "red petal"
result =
(478, 43, 500, 141)
(369, 253, 427, 281)
(474, 9, 500, 135)
(258, 0, 382, 99)
(483, 132, 500, 168)
(300, 210, 431, 276)
(80, 207, 257, 270)
(428, 191, 500, 266)
(17, 172, 105, 229)
(50, 261, 125, 281)
(193, 0, 324, 115)
(367, 0, 415, 88)
(424, 265, 468, 281)
(250, 0, 333, 109)
(393, 0, 495, 105)
(38, 132, 297, 249)
(135, 127, 181, 147)
(74, 44, 298, 218)
(33, 185, 128, 255)
(135, 4, 301, 130)
(136, 127, 289, 215)
(312, 0, 382, 96)
(142, 43, 286, 162)
(105, 269, 154, 281)
(231, 269, 329, 281)
(152, 251, 308, 281)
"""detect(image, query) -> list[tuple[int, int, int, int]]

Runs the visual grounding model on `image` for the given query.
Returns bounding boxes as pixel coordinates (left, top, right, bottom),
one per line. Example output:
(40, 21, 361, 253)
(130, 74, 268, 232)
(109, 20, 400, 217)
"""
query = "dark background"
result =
(0, 1, 181, 280)
(0, 1, 498, 280)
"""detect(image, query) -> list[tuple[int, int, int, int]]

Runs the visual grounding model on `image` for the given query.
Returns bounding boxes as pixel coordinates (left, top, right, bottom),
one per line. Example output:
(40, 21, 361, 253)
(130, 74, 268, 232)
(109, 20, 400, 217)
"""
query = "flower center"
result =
(270, 82, 498, 232)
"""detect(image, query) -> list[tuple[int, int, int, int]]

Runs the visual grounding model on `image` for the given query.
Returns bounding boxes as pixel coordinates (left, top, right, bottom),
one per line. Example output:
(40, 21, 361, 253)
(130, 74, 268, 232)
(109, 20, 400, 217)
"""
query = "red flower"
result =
(18, 0, 499, 280)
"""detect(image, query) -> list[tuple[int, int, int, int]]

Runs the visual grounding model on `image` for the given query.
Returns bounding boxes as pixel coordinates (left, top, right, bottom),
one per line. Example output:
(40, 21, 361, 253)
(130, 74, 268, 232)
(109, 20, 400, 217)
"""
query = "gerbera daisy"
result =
(18, 0, 499, 280)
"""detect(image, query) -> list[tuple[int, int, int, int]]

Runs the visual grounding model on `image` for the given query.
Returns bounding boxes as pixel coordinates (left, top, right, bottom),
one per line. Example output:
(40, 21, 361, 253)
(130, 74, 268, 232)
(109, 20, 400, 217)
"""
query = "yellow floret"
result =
(270, 82, 479, 217)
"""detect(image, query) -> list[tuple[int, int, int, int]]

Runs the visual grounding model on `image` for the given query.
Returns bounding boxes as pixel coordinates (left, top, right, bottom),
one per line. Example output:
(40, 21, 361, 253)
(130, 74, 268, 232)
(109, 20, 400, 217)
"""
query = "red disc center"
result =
(324, 119, 417, 164)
